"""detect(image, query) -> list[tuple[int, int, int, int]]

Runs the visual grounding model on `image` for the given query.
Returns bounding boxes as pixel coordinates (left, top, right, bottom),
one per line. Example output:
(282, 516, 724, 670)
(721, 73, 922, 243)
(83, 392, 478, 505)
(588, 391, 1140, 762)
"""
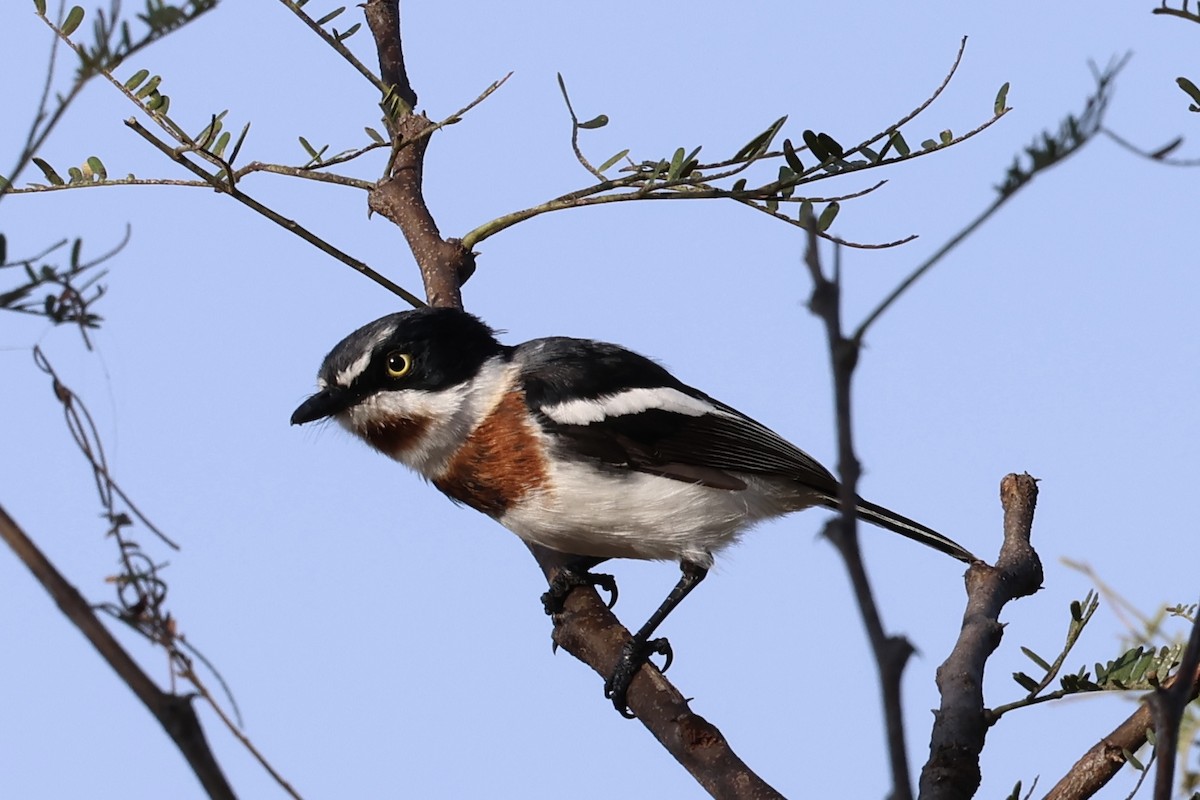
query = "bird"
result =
(291, 306, 976, 716)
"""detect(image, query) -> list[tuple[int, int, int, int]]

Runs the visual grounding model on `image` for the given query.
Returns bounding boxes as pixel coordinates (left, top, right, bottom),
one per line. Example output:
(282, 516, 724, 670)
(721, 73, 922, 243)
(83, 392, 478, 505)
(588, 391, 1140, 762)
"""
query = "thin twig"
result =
(125, 118, 425, 307)
(182, 665, 304, 800)
(802, 224, 915, 800)
(278, 0, 387, 95)
(854, 56, 1126, 342)
(0, 505, 236, 800)
(556, 73, 605, 180)
(1101, 128, 1200, 166)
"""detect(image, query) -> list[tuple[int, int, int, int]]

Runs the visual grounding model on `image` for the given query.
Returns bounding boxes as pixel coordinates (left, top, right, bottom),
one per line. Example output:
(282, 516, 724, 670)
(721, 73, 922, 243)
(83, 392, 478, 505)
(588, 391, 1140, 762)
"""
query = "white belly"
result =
(497, 459, 815, 567)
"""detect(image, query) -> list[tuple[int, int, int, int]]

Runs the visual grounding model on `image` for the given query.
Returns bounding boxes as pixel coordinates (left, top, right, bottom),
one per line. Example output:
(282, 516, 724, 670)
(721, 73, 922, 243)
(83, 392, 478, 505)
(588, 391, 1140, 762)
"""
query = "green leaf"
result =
(597, 148, 629, 173)
(733, 116, 787, 161)
(994, 81, 1010, 115)
(32, 157, 64, 186)
(777, 165, 796, 199)
(1123, 749, 1144, 772)
(365, 127, 386, 144)
(1146, 727, 1157, 746)
(335, 22, 361, 41)
(34, 0, 47, 15)
(577, 114, 609, 130)
(1177, 77, 1200, 112)
(859, 145, 879, 163)
(61, 5, 84, 35)
(1070, 600, 1082, 621)
(939, 129, 953, 145)
(782, 138, 804, 173)
(1129, 648, 1156, 683)
(86, 156, 107, 181)
(890, 130, 910, 158)
(816, 201, 839, 232)
(70, 237, 81, 269)
(731, 178, 747, 193)
(765, 198, 778, 213)
(134, 75, 161, 99)
(1020, 647, 1051, 672)
(124, 68, 149, 90)
(315, 6, 345, 25)
(797, 199, 814, 224)
(67, 166, 84, 184)
(0, 174, 10, 193)
(677, 146, 701, 178)
(0, 233, 7, 264)
(299, 136, 318, 158)
(667, 147, 686, 180)
(816, 132, 844, 159)
(801, 129, 827, 161)
(212, 131, 231, 158)
(1012, 671, 1040, 693)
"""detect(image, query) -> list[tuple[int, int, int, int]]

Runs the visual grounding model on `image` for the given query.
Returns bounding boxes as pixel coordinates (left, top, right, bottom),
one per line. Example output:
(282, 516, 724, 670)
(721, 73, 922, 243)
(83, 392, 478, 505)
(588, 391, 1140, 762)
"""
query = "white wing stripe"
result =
(542, 387, 720, 425)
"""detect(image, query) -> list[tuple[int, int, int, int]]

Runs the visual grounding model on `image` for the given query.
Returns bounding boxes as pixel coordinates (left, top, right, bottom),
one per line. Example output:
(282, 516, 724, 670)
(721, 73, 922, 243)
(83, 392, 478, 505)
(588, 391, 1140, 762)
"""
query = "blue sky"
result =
(2, 2, 1198, 798)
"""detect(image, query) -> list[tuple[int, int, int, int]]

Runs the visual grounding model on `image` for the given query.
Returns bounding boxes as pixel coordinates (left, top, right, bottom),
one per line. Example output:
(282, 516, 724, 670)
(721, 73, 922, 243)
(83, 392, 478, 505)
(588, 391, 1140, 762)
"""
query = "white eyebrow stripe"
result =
(334, 350, 374, 388)
(541, 387, 721, 425)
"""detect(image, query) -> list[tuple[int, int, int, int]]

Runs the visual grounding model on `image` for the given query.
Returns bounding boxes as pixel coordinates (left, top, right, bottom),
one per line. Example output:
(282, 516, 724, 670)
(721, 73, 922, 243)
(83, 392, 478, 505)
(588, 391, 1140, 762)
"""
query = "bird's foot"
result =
(541, 568, 618, 615)
(604, 636, 673, 718)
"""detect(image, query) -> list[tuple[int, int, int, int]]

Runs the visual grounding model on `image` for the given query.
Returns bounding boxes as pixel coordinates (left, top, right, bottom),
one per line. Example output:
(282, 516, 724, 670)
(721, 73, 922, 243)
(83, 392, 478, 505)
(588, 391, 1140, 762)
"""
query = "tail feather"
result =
(820, 496, 976, 563)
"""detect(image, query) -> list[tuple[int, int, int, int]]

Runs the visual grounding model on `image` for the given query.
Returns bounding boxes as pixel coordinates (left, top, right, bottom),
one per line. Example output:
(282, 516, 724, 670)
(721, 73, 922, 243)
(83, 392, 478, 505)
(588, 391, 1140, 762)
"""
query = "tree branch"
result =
(918, 473, 1043, 799)
(360, 4, 779, 796)
(1147, 606, 1200, 800)
(803, 225, 915, 800)
(0, 504, 235, 800)
(1043, 659, 1200, 800)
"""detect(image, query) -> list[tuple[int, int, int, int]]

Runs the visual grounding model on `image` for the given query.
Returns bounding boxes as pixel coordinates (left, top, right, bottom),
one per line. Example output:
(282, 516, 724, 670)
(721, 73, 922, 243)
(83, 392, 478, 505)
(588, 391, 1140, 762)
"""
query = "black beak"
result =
(291, 386, 354, 426)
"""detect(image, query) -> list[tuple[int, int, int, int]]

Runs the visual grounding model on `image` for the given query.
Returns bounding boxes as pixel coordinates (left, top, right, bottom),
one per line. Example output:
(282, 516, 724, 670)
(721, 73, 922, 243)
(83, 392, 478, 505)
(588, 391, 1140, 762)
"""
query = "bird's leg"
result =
(605, 560, 708, 718)
(541, 556, 618, 614)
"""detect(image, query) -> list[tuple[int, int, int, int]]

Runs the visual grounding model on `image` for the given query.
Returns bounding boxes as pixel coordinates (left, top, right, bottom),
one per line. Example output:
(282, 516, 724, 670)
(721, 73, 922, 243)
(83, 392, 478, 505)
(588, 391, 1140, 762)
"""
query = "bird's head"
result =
(291, 307, 506, 468)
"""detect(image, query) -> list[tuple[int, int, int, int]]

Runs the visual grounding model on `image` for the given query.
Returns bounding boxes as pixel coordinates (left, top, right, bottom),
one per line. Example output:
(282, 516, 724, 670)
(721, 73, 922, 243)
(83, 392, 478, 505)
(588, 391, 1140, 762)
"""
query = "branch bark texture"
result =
(918, 473, 1043, 799)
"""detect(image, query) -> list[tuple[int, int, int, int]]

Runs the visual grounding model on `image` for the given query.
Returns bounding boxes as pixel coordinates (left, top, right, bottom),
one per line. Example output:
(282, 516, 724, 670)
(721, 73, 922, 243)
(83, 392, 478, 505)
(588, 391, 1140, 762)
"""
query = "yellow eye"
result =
(385, 351, 413, 378)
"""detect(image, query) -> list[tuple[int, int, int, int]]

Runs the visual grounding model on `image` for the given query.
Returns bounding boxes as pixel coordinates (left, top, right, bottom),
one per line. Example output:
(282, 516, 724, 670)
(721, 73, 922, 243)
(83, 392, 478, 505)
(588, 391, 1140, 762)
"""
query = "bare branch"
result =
(278, 0, 387, 94)
(854, 56, 1127, 342)
(1043, 661, 1200, 800)
(918, 474, 1043, 800)
(1147, 606, 1200, 800)
(802, 225, 915, 800)
(0, 505, 236, 800)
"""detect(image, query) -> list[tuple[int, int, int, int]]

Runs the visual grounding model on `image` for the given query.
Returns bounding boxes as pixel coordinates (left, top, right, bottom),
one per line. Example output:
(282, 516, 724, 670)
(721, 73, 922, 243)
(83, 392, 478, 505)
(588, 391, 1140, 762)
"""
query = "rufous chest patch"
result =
(433, 390, 549, 517)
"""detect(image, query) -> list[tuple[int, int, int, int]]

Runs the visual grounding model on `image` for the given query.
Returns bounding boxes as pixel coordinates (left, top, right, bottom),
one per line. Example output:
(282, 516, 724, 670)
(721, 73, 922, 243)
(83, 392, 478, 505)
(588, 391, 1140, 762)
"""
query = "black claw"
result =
(541, 568, 618, 615)
(650, 637, 673, 674)
(604, 636, 673, 718)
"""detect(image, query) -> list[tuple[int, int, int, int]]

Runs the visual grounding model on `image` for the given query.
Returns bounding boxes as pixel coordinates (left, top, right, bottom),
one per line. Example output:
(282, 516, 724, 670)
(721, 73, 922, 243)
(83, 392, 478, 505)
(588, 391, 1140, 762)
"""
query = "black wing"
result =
(516, 337, 839, 494)
(516, 336, 976, 563)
